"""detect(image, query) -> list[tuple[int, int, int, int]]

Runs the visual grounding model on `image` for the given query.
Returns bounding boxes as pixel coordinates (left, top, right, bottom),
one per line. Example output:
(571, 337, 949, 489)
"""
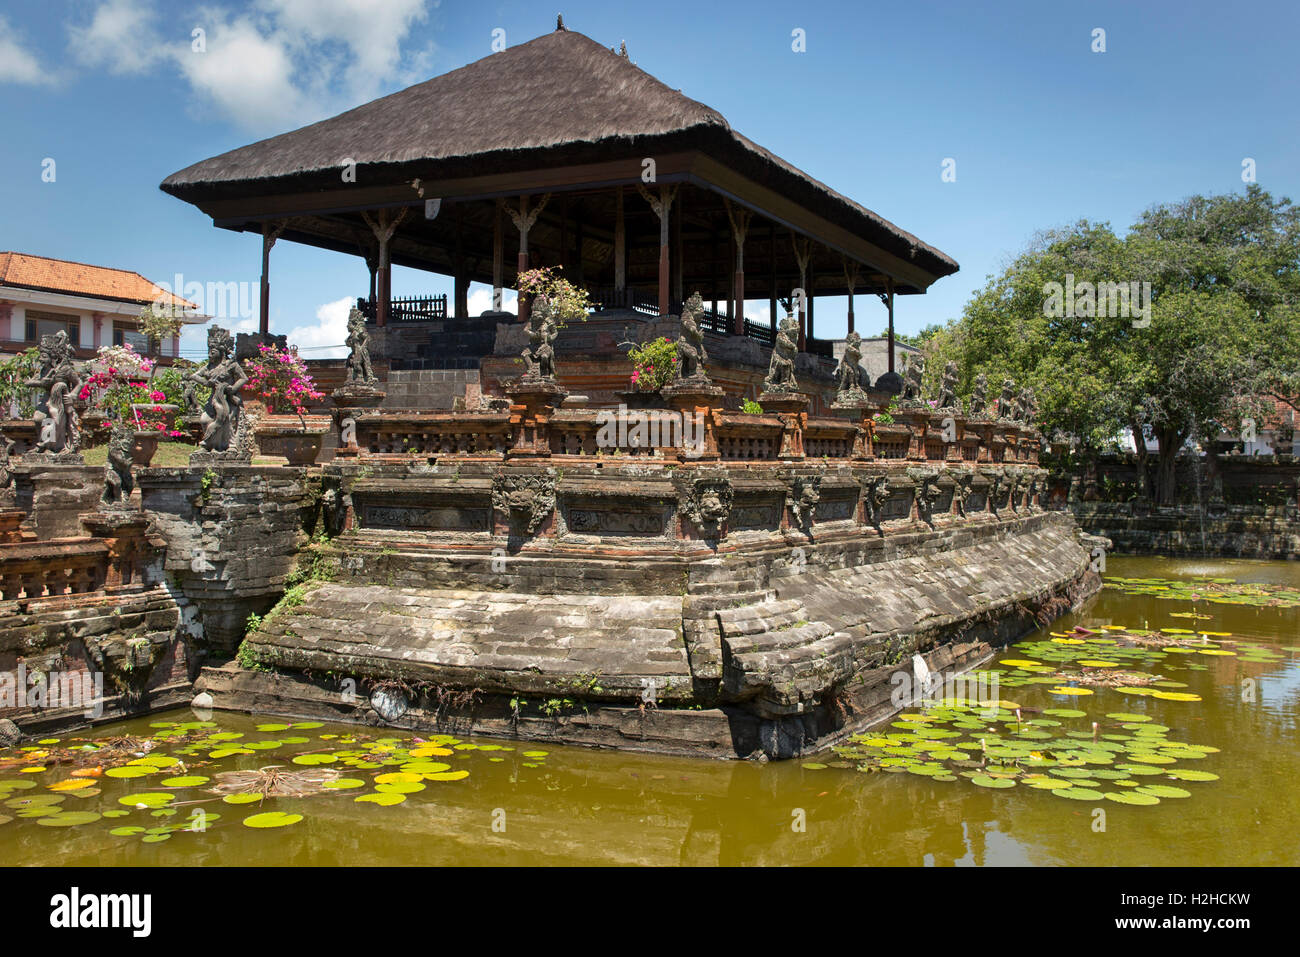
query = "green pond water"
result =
(2, 555, 1297, 867)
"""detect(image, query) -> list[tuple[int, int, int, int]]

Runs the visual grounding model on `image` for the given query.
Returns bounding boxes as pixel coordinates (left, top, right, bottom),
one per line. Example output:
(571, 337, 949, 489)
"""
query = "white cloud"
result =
(67, 0, 158, 75)
(174, 12, 313, 132)
(284, 296, 352, 358)
(467, 285, 517, 316)
(164, 0, 433, 132)
(0, 15, 56, 85)
(259, 0, 430, 101)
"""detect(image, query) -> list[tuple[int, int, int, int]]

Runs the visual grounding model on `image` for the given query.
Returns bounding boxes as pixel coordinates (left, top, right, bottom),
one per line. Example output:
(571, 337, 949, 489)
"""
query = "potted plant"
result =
(247, 344, 328, 465)
(621, 336, 678, 409)
(78, 344, 183, 466)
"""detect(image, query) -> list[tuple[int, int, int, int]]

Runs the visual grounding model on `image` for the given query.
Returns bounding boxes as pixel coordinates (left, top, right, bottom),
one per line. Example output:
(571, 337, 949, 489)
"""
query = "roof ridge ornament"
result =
(556, 14, 565, 30)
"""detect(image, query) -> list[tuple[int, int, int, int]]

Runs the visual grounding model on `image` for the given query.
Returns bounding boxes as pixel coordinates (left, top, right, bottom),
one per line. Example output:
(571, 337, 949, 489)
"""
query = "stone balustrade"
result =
(340, 396, 1041, 467)
(0, 540, 109, 601)
(0, 510, 160, 604)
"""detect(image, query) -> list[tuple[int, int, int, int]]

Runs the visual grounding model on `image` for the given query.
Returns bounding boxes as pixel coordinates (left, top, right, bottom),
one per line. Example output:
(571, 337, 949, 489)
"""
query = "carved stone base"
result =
(830, 390, 872, 411)
(21, 450, 84, 465)
(331, 383, 386, 408)
(505, 377, 568, 457)
(189, 450, 252, 466)
(757, 392, 809, 459)
(831, 396, 875, 459)
(756, 392, 810, 415)
(662, 379, 723, 460)
(331, 384, 385, 459)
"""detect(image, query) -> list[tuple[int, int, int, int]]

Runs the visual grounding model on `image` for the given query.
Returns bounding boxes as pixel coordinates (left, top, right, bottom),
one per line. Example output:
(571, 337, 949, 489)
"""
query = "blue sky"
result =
(2, 0, 1297, 358)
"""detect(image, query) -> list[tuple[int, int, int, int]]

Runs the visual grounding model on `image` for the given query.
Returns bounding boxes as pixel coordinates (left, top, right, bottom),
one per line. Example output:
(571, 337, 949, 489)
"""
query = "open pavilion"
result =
(161, 20, 957, 375)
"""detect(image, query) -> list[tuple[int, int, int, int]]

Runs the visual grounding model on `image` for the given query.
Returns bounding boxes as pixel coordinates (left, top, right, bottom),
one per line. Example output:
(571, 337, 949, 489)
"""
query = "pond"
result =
(3, 556, 1297, 866)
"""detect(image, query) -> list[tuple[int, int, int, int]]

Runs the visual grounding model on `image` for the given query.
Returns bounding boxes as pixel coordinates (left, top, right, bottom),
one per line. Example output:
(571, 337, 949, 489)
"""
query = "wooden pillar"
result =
(516, 195, 531, 324)
(886, 278, 896, 374)
(637, 183, 678, 317)
(807, 276, 815, 343)
(492, 199, 504, 312)
(258, 220, 286, 336)
(671, 191, 683, 306)
(506, 193, 550, 323)
(362, 209, 406, 328)
(768, 222, 777, 331)
(843, 258, 859, 335)
(792, 234, 811, 351)
(725, 200, 751, 336)
(614, 186, 626, 307)
(453, 210, 469, 319)
(575, 215, 585, 287)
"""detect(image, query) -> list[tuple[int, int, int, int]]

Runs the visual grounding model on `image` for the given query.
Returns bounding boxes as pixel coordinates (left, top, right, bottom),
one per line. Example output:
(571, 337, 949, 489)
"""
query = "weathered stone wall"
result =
(0, 580, 189, 737)
(1049, 452, 1300, 558)
(139, 466, 314, 653)
(10, 463, 104, 540)
(1067, 501, 1300, 559)
(212, 454, 1099, 758)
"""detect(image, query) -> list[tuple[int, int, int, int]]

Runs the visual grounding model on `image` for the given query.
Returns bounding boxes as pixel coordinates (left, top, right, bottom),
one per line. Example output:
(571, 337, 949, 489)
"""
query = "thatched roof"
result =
(162, 26, 956, 282)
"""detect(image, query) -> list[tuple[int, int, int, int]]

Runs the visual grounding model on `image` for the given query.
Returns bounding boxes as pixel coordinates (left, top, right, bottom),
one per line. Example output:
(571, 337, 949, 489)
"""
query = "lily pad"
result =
(243, 811, 303, 828)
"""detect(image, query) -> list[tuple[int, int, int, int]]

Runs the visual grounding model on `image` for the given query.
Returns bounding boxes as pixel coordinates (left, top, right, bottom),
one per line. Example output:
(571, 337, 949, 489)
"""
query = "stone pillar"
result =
(92, 312, 104, 350)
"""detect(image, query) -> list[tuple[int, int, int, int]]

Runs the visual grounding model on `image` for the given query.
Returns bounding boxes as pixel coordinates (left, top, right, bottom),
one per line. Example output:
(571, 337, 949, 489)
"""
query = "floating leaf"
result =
(38, 811, 102, 827)
(355, 792, 406, 806)
(243, 811, 303, 828)
(425, 770, 470, 782)
(118, 792, 175, 809)
(1105, 791, 1160, 806)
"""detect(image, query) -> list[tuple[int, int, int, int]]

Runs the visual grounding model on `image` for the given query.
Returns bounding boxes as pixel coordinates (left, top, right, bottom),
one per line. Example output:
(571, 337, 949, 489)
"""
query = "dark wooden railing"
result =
(357, 295, 447, 323)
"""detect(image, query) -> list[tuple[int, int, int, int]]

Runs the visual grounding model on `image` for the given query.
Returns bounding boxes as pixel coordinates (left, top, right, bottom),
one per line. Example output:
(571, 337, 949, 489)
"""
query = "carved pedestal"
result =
(331, 384, 387, 458)
(892, 405, 930, 462)
(758, 392, 809, 460)
(79, 510, 155, 588)
(662, 378, 724, 460)
(928, 411, 967, 462)
(830, 394, 876, 460)
(505, 377, 568, 457)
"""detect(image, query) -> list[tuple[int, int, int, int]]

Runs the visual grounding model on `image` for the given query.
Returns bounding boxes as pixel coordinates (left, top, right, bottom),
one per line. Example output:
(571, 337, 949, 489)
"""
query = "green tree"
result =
(929, 186, 1300, 505)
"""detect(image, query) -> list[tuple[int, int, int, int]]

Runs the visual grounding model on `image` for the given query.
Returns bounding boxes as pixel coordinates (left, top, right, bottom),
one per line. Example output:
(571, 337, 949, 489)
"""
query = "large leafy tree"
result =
(928, 186, 1300, 505)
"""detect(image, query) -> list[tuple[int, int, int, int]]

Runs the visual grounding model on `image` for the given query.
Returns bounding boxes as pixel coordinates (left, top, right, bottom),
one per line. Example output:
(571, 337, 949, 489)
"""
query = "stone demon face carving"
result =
(680, 476, 734, 538)
(491, 473, 557, 535)
(786, 475, 821, 528)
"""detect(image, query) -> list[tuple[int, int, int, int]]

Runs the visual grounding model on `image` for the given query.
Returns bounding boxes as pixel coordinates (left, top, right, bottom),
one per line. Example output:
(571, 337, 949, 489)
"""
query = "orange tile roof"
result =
(0, 252, 196, 309)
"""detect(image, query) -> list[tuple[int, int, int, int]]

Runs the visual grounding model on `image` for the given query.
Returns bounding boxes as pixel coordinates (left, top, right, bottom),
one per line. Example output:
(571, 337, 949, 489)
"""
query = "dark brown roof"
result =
(162, 27, 957, 280)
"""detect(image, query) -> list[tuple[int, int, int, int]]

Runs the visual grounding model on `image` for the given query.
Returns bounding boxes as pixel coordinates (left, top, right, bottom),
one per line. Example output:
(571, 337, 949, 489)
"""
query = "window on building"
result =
(24, 311, 81, 347)
(113, 323, 150, 353)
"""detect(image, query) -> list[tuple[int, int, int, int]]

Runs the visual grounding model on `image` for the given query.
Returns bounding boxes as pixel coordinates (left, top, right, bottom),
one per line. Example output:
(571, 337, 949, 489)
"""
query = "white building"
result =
(0, 252, 204, 361)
